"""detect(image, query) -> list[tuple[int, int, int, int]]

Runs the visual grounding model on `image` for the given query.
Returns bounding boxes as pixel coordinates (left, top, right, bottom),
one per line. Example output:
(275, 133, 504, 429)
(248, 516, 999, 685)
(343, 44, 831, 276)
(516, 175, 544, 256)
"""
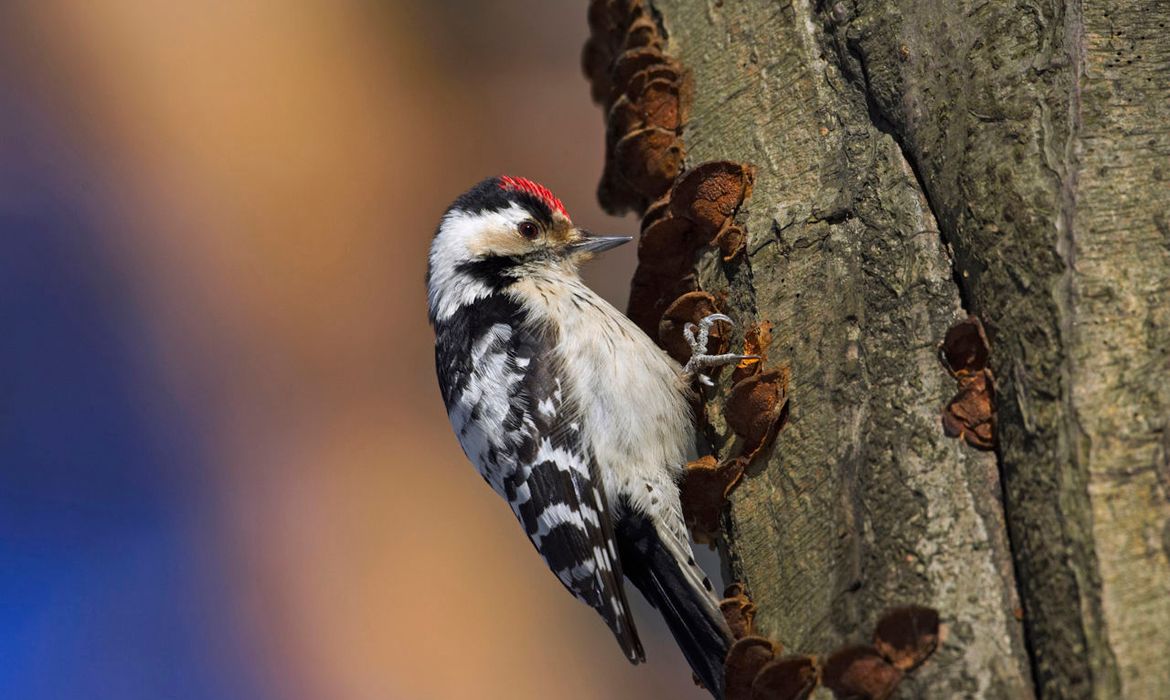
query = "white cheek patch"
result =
(427, 203, 531, 321)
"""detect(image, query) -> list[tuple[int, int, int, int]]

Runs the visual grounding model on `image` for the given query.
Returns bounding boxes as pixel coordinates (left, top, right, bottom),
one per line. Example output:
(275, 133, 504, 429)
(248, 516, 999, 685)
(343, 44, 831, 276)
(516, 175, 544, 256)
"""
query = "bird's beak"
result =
(566, 230, 633, 255)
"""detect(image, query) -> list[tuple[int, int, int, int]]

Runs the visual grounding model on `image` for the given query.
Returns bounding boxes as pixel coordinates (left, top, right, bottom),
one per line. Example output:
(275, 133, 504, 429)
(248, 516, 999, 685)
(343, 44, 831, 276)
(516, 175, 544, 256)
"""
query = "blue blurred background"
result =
(1, 93, 259, 699)
(0, 3, 706, 699)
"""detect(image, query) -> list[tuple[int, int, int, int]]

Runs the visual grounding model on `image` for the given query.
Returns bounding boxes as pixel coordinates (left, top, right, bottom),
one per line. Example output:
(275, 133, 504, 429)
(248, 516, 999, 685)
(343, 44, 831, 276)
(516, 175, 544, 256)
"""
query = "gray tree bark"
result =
(585, 1, 1170, 698)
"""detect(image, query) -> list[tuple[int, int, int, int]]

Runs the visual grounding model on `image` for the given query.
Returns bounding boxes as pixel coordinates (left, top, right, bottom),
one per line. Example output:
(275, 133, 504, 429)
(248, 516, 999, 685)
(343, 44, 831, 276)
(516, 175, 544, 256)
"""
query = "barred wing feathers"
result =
(434, 294, 644, 662)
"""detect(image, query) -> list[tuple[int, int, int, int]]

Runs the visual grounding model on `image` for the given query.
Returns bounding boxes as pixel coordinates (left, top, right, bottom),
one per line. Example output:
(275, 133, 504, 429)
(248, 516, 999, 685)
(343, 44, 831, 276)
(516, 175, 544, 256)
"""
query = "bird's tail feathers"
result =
(617, 506, 732, 699)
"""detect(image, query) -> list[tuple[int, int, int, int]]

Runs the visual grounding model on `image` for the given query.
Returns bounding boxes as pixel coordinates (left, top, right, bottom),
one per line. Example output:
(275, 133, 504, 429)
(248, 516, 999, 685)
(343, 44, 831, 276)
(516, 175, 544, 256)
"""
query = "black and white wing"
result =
(434, 294, 644, 661)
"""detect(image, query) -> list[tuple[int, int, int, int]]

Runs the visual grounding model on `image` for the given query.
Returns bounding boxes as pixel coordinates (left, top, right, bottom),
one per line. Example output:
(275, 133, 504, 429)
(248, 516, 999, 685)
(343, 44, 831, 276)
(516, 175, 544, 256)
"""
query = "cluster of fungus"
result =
(939, 316, 996, 450)
(584, 1, 777, 539)
(638, 161, 789, 548)
(634, 162, 755, 339)
(583, 0, 690, 214)
(680, 361, 789, 546)
(582, 0, 754, 341)
(719, 592, 941, 700)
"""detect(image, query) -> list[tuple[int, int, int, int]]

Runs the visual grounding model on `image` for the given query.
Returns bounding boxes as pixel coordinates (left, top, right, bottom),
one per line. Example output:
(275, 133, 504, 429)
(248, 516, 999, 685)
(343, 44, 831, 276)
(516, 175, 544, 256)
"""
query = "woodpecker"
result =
(427, 176, 748, 697)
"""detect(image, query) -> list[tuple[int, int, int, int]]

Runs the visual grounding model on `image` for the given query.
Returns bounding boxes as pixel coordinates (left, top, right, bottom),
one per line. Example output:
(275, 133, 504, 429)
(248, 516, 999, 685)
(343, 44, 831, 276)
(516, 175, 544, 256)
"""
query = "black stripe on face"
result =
(454, 255, 523, 291)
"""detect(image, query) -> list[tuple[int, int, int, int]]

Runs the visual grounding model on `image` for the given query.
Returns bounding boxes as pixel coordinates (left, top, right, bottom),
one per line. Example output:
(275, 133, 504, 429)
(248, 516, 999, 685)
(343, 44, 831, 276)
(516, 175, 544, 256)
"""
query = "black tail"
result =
(616, 507, 733, 699)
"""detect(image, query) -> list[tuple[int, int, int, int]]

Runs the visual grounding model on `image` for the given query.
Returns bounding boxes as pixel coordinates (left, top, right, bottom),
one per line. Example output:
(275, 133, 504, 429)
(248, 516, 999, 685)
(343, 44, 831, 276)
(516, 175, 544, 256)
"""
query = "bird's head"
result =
(427, 176, 630, 322)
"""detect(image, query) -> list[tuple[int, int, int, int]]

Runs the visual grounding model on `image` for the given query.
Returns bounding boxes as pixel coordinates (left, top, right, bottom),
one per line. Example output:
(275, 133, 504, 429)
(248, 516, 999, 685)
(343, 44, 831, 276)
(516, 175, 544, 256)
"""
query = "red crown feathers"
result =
(499, 176, 569, 219)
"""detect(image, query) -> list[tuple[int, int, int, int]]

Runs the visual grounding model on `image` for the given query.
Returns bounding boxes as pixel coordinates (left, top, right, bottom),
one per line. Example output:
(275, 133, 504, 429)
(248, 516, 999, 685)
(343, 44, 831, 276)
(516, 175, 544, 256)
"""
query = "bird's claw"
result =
(683, 314, 759, 385)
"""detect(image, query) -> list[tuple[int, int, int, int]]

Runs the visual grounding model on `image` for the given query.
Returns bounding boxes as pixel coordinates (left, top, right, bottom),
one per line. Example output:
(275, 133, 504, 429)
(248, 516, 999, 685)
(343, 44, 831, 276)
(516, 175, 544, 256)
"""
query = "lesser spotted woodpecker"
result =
(427, 176, 749, 696)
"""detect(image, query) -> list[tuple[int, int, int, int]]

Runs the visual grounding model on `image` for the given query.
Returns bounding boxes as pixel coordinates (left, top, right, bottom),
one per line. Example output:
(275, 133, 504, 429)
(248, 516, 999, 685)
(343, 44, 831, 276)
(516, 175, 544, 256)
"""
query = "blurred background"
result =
(0, 2, 710, 698)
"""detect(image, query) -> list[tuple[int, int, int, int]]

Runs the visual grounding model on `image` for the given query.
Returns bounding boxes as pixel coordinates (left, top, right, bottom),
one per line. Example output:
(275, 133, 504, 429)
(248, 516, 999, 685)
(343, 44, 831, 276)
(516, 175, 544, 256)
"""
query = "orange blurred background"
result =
(0, 2, 707, 698)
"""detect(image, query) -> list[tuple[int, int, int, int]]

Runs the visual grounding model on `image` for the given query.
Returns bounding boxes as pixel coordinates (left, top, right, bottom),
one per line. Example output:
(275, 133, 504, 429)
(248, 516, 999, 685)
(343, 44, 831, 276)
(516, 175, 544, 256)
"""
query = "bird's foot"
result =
(682, 314, 758, 387)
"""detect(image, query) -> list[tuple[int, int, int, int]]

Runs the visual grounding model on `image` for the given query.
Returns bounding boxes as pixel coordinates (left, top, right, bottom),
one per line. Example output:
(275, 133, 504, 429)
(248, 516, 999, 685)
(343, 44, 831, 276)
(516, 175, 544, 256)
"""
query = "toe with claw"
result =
(682, 313, 759, 386)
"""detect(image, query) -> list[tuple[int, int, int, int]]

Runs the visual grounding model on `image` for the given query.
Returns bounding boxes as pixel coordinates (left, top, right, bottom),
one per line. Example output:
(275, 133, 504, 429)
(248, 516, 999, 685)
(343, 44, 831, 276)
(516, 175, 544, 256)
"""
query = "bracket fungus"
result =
(638, 215, 695, 275)
(584, 6, 761, 378)
(715, 594, 940, 700)
(677, 345, 786, 545)
(680, 455, 746, 545)
(583, 0, 687, 213)
(731, 320, 772, 383)
(725, 368, 790, 463)
(669, 161, 755, 242)
(872, 605, 941, 672)
(939, 316, 995, 450)
(752, 656, 820, 700)
(613, 127, 685, 200)
(722, 629, 822, 700)
(819, 606, 941, 699)
(715, 223, 747, 262)
(632, 160, 755, 343)
(822, 646, 904, 700)
(641, 191, 673, 230)
(720, 583, 758, 640)
(724, 636, 783, 700)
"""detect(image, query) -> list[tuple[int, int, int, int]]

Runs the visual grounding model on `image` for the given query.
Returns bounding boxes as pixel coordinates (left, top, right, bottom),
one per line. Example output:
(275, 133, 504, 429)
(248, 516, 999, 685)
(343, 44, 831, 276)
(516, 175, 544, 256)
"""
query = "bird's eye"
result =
(518, 221, 540, 240)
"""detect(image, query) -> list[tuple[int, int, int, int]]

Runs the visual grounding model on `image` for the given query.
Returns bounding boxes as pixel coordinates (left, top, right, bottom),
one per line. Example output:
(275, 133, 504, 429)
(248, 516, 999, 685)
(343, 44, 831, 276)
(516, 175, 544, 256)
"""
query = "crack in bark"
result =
(841, 36, 975, 317)
(829, 14, 1044, 696)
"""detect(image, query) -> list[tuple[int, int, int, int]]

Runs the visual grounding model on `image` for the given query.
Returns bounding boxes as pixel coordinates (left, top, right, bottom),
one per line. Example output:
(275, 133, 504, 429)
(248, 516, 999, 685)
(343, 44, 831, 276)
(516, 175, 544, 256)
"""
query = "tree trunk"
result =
(584, 1, 1170, 698)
